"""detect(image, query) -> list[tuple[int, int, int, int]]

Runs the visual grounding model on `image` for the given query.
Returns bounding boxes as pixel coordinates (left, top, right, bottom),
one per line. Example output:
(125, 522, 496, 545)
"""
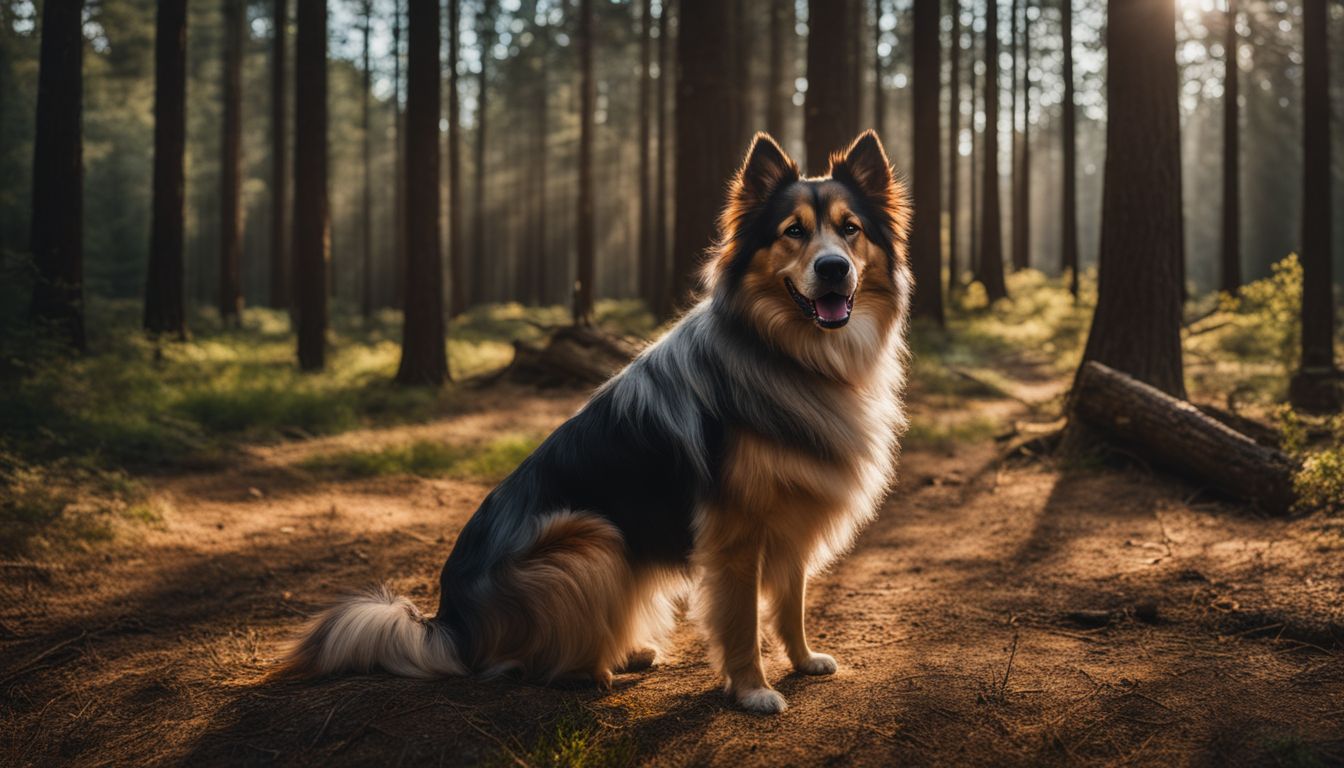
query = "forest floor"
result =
(3, 274, 1344, 767)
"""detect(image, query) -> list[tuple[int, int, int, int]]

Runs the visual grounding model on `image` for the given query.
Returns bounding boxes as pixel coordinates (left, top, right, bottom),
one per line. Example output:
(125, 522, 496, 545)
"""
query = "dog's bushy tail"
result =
(270, 585, 464, 680)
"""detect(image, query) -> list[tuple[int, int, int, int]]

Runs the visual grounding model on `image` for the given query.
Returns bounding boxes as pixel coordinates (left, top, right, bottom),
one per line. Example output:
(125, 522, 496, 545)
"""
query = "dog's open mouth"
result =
(785, 278, 854, 329)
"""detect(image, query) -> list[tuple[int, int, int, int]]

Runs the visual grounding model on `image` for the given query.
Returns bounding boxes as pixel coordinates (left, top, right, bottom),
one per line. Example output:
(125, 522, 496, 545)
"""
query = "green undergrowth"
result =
(0, 298, 648, 555)
(1279, 408, 1344, 515)
(301, 434, 541, 485)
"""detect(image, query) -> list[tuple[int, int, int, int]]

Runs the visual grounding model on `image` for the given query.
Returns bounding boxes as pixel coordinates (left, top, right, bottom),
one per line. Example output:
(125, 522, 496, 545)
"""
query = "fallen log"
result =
(485, 324, 640, 389)
(1072, 361, 1299, 515)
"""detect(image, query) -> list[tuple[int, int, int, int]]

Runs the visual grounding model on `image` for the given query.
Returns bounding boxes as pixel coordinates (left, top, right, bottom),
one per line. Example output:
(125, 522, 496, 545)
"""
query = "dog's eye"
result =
(842, 221, 861, 237)
(783, 223, 806, 240)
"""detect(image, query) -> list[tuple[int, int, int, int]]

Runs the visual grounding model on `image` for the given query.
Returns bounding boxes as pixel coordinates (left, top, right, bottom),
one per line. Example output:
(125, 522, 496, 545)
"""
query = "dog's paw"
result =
(617, 647, 657, 673)
(736, 687, 788, 714)
(794, 652, 838, 676)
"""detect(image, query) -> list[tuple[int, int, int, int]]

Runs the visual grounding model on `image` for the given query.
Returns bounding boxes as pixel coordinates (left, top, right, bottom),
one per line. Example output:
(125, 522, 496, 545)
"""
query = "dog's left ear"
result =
(731, 133, 800, 211)
(828, 131, 896, 205)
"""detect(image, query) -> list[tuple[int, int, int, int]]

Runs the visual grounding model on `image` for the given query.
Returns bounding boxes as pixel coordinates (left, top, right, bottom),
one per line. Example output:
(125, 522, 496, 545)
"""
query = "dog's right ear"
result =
(730, 133, 799, 212)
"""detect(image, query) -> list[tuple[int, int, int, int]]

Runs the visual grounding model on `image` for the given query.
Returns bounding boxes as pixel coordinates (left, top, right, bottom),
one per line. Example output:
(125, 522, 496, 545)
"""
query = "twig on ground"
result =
(0, 630, 88, 685)
(998, 632, 1020, 700)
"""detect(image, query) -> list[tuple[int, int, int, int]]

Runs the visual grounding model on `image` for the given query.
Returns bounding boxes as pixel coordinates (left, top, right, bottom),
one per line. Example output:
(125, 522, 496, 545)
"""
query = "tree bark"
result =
(574, 0, 595, 325)
(977, 0, 1007, 301)
(947, 0, 960, 293)
(968, 12, 978, 283)
(804, 0, 858, 173)
(396, 0, 448, 386)
(220, 0, 245, 324)
(1288, 0, 1340, 412)
(447, 0, 465, 317)
(1079, 0, 1184, 398)
(1074, 362, 1297, 515)
(470, 1, 493, 304)
(1219, 0, 1240, 295)
(766, 0, 790, 140)
(392, 0, 406, 308)
(637, 0, 653, 310)
(361, 0, 373, 321)
(873, 0, 886, 139)
(1061, 0, 1079, 296)
(1008, 0, 1018, 271)
(292, 0, 328, 371)
(29, 0, 84, 351)
(532, 4, 549, 307)
(909, 0, 943, 325)
(269, 0, 289, 310)
(670, 0, 734, 311)
(653, 0, 673, 318)
(145, 0, 188, 339)
(1015, 0, 1031, 274)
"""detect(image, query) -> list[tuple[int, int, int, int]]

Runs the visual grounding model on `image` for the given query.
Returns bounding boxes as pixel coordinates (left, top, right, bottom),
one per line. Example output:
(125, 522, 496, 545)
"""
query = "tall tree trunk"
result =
(731, 0, 750, 147)
(1008, 0, 1016, 255)
(396, 0, 448, 386)
(637, 0, 653, 310)
(1288, 0, 1339, 411)
(909, 0, 943, 325)
(968, 13, 978, 282)
(145, 0, 188, 339)
(574, 0, 596, 324)
(873, 0, 885, 139)
(1013, 0, 1031, 272)
(361, 0, 373, 321)
(1219, 0, 1240, 295)
(1078, 0, 1184, 398)
(293, 0, 328, 371)
(977, 0, 1007, 300)
(269, 0, 289, 310)
(670, 0, 733, 310)
(30, 0, 84, 350)
(653, 0, 672, 318)
(471, 1, 493, 304)
(1061, 0, 1079, 296)
(220, 0, 244, 324)
(947, 0, 960, 293)
(448, 0, 465, 316)
(392, 0, 406, 308)
(804, 0, 858, 173)
(533, 6, 549, 306)
(766, 0, 789, 139)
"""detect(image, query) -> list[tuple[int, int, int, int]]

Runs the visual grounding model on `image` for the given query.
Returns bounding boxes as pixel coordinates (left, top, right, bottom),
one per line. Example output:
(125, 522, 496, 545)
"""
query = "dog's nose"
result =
(814, 254, 850, 282)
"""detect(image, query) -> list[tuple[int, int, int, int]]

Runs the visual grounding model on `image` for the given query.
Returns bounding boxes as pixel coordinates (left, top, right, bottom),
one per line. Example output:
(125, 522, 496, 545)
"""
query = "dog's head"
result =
(706, 131, 912, 376)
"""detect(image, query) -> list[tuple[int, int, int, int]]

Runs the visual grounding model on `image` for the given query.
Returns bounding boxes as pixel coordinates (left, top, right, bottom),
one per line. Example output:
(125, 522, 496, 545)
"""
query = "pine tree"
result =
(292, 0, 328, 371)
(909, 0, 943, 324)
(1078, 0, 1185, 397)
(977, 0, 1007, 300)
(269, 0, 289, 310)
(574, 0, 596, 324)
(145, 0, 188, 339)
(219, 0, 245, 324)
(1061, 0, 1079, 297)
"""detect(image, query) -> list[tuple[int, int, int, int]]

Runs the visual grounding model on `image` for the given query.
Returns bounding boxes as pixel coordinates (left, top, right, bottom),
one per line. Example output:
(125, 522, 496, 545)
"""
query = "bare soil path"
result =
(2, 383, 1343, 767)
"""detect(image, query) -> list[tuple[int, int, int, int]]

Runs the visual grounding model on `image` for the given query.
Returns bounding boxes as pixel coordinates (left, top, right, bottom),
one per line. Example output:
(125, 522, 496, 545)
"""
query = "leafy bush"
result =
(1214, 254, 1302, 372)
(1279, 407, 1344, 514)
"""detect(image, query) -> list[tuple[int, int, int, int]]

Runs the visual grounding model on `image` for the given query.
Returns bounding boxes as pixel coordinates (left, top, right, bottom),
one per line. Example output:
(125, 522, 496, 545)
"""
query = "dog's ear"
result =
(828, 131, 910, 247)
(828, 131, 895, 204)
(730, 133, 799, 212)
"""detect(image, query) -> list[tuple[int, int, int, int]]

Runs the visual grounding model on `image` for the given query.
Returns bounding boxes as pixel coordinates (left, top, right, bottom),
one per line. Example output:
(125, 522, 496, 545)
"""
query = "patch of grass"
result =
(496, 705, 634, 768)
(904, 416, 1001, 451)
(302, 435, 541, 484)
(1279, 409, 1344, 515)
(0, 451, 155, 557)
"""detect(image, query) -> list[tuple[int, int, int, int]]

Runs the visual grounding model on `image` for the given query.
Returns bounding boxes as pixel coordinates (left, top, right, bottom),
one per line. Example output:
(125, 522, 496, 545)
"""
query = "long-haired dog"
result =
(274, 130, 912, 713)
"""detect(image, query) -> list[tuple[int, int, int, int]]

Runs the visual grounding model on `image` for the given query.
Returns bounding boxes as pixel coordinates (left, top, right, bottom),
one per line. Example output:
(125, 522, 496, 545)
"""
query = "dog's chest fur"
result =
(712, 339, 906, 567)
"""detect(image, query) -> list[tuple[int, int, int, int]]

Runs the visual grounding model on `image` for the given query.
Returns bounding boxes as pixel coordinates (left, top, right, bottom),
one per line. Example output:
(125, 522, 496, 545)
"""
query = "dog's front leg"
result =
(703, 534, 785, 713)
(767, 556, 837, 676)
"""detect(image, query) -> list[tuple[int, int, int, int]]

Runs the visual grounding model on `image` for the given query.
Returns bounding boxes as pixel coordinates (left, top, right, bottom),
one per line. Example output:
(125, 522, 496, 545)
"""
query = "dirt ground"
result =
(3, 375, 1343, 767)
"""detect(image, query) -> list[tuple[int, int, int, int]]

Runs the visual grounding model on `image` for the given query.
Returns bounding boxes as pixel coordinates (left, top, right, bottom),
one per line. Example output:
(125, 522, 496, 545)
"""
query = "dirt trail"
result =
(2, 384, 1342, 767)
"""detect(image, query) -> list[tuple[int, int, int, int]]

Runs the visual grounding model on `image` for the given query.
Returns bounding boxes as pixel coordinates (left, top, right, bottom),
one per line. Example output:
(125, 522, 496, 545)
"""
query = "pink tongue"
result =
(815, 294, 850, 322)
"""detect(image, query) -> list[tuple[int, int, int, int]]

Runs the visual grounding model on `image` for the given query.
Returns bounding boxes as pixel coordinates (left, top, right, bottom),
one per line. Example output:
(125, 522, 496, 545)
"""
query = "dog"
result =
(274, 130, 912, 714)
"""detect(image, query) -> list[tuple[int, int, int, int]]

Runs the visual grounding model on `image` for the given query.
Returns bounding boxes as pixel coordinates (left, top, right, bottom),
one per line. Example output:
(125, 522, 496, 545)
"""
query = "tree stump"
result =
(1072, 361, 1299, 515)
